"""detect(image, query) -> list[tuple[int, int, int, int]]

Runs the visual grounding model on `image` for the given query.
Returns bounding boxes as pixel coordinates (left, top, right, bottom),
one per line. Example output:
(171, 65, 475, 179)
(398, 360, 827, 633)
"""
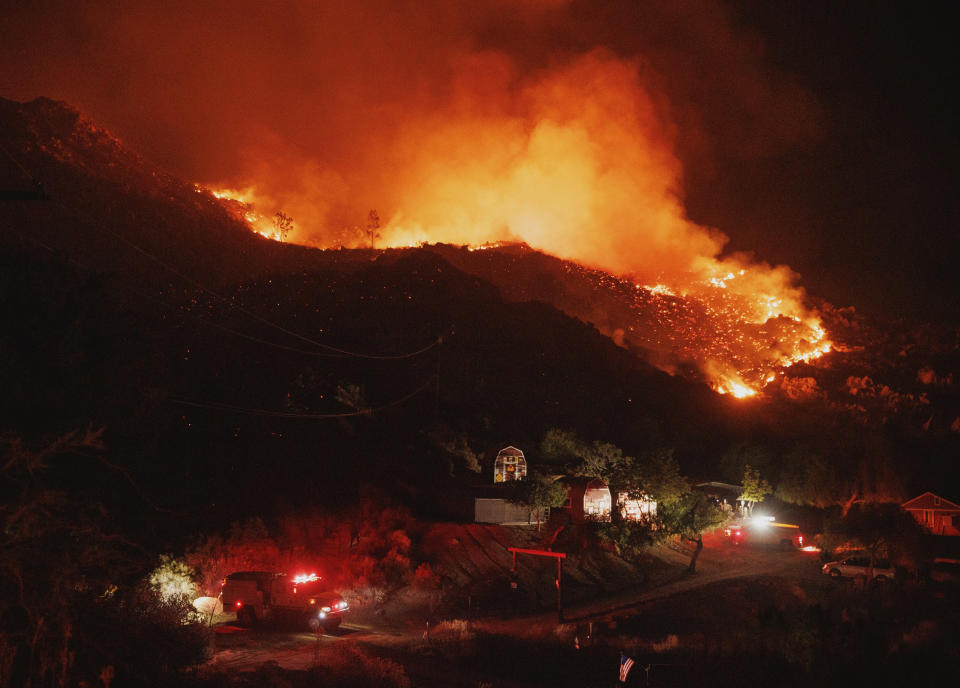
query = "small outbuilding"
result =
(563, 478, 656, 523)
(584, 479, 613, 518)
(493, 446, 527, 483)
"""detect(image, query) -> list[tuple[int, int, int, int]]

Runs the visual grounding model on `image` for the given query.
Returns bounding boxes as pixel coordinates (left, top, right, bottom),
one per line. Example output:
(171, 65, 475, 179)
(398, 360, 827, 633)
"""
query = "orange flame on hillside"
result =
(201, 51, 831, 397)
(199, 185, 284, 241)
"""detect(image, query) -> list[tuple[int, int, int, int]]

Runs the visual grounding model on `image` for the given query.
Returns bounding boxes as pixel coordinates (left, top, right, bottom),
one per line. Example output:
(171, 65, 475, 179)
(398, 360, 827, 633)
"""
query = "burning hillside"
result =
(423, 244, 829, 397)
(191, 44, 833, 397)
(208, 179, 831, 395)
(5, 92, 830, 398)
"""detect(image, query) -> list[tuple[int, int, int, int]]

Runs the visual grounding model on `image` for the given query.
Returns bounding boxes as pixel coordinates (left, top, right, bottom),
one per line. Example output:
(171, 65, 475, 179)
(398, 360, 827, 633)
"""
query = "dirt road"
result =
(205, 532, 824, 671)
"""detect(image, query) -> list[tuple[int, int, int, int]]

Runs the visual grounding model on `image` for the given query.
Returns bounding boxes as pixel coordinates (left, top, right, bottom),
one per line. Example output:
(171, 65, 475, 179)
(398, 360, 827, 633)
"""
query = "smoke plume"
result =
(1, 0, 824, 330)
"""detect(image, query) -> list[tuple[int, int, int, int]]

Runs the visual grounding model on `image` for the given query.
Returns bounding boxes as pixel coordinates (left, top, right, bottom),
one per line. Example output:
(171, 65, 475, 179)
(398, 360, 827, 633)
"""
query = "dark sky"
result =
(2, 0, 957, 323)
(692, 1, 960, 324)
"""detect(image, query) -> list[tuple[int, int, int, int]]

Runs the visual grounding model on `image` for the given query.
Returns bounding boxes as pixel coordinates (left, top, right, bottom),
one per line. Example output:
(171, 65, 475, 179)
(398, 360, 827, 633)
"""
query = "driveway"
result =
(205, 530, 823, 670)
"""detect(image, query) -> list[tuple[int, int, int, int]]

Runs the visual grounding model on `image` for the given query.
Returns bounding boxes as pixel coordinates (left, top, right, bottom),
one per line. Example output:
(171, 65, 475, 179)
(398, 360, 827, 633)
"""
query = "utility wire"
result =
(73, 201, 442, 360)
(168, 371, 437, 420)
(4, 133, 441, 360)
(21, 233, 436, 361)
(0, 140, 36, 180)
(16, 235, 441, 421)
(6, 128, 446, 418)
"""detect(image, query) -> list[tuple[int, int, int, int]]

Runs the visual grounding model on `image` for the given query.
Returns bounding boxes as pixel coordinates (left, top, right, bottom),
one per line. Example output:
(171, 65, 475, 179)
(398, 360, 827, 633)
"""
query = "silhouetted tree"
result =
(824, 502, 925, 583)
(439, 435, 483, 474)
(273, 211, 294, 242)
(658, 491, 728, 573)
(775, 445, 847, 507)
(366, 209, 381, 249)
(539, 428, 586, 467)
(0, 432, 209, 687)
(720, 442, 775, 484)
(631, 449, 688, 507)
(597, 520, 654, 559)
(512, 470, 568, 531)
(740, 464, 772, 515)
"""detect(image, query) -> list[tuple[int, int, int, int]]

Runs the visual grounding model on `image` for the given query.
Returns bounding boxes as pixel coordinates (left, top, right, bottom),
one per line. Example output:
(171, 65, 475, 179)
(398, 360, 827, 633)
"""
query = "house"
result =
(902, 492, 960, 536)
(563, 478, 656, 523)
(493, 446, 527, 483)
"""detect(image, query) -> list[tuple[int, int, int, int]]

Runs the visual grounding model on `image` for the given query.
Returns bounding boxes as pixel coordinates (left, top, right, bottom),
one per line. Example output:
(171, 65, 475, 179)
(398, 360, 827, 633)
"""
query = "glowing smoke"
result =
(2, 0, 830, 391)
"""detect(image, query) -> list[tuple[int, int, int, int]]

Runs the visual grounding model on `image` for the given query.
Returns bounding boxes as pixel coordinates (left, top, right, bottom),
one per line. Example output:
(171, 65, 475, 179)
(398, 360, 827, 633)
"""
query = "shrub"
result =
(316, 644, 410, 688)
(149, 555, 199, 606)
(431, 619, 474, 643)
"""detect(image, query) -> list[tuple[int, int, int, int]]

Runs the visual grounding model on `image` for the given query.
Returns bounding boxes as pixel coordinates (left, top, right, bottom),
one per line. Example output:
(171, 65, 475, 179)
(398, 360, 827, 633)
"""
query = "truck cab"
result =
(221, 571, 347, 630)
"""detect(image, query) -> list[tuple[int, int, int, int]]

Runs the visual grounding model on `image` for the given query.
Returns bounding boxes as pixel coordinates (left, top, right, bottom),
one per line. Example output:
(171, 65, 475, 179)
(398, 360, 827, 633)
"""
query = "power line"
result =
(21, 232, 439, 362)
(168, 371, 437, 420)
(0, 140, 35, 180)
(5, 128, 448, 418)
(4, 133, 441, 360)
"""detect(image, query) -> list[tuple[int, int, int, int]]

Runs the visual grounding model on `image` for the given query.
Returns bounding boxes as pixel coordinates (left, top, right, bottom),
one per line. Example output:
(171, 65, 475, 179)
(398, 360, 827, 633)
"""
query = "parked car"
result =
(821, 555, 894, 581)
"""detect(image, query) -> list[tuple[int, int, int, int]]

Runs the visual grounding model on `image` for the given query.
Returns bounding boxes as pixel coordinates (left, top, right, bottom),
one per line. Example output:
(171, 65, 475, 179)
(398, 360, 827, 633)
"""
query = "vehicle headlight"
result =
(321, 606, 331, 612)
(318, 611, 327, 618)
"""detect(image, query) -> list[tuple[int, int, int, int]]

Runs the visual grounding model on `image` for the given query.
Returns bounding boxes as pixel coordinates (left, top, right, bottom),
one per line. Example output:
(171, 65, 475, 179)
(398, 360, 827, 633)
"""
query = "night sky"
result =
(2, 0, 957, 323)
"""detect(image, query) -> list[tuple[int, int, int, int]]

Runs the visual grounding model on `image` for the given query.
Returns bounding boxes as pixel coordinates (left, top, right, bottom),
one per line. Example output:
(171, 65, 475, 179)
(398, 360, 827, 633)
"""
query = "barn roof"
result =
(496, 446, 525, 457)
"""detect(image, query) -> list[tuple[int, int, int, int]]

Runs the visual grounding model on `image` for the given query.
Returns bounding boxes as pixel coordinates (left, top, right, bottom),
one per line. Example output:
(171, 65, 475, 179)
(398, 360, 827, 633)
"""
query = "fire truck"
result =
(724, 517, 805, 550)
(220, 571, 348, 630)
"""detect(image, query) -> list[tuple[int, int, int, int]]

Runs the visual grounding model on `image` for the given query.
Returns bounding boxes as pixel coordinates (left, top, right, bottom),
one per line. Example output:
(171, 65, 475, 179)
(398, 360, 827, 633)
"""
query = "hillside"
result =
(2, 96, 959, 545)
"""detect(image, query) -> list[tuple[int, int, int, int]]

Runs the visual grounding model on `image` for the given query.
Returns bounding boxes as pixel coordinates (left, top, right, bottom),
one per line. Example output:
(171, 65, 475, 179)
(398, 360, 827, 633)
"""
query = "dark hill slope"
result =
(0, 96, 325, 288)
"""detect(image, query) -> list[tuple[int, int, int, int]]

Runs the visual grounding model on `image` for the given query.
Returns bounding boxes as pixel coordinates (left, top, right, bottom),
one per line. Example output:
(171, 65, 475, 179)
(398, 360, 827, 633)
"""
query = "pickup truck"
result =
(220, 571, 347, 630)
(724, 517, 805, 550)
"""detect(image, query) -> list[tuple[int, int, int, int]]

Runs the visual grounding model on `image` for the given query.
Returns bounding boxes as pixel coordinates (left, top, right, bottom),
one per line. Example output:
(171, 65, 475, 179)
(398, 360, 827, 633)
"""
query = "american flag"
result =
(619, 653, 635, 682)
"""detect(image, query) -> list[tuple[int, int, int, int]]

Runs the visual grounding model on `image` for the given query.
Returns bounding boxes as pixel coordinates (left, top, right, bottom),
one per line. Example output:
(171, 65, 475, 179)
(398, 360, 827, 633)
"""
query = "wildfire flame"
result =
(199, 52, 832, 397)
(199, 185, 284, 241)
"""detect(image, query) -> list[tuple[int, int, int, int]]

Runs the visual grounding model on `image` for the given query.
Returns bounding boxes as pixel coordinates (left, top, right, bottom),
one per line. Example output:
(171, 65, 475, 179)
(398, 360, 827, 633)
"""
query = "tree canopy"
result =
(657, 491, 728, 573)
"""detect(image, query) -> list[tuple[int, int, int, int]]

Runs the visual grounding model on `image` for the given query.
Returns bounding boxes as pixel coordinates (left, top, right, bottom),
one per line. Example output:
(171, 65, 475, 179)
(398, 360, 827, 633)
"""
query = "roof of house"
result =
(902, 492, 960, 512)
(585, 478, 610, 493)
(496, 446, 525, 458)
(696, 481, 743, 493)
